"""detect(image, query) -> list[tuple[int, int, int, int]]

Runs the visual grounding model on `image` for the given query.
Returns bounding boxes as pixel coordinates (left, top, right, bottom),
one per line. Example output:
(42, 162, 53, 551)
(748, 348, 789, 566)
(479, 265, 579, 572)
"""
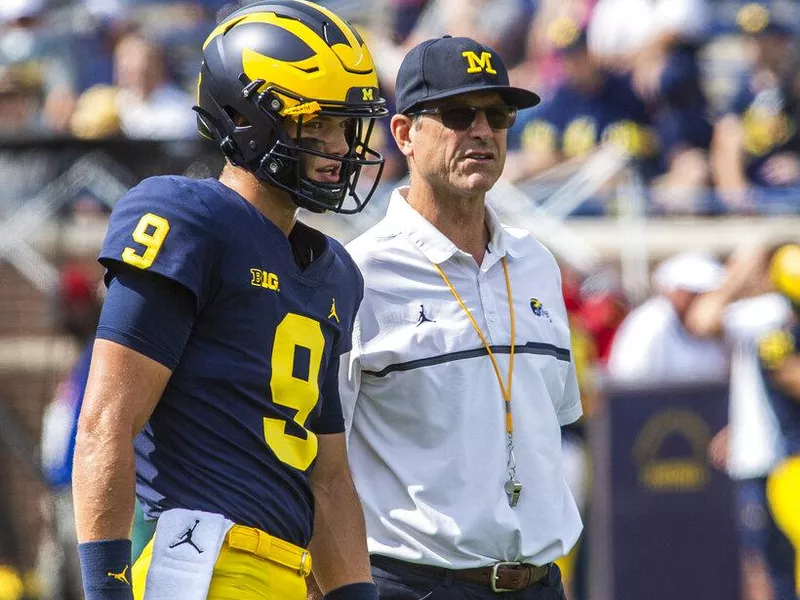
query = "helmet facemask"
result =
(257, 86, 385, 214)
(196, 73, 386, 214)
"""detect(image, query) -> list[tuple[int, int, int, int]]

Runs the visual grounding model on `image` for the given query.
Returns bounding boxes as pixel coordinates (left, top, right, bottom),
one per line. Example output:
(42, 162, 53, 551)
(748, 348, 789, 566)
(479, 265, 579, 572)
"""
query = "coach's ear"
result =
(390, 113, 414, 158)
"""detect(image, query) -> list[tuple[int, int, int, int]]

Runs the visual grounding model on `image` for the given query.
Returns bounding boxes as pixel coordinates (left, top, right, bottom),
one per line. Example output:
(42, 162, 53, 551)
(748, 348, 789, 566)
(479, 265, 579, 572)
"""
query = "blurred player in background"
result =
(758, 244, 800, 598)
(71, 2, 388, 599)
(686, 243, 796, 600)
(607, 251, 729, 383)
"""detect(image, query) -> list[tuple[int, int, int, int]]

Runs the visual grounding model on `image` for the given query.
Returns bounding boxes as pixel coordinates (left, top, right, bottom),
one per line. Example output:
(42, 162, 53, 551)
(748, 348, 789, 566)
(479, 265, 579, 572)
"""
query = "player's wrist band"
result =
(78, 539, 134, 600)
(322, 581, 379, 600)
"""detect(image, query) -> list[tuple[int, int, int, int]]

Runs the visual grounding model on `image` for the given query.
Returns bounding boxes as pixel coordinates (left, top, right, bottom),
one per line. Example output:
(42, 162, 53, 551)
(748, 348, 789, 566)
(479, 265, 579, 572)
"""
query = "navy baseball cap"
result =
(395, 36, 541, 114)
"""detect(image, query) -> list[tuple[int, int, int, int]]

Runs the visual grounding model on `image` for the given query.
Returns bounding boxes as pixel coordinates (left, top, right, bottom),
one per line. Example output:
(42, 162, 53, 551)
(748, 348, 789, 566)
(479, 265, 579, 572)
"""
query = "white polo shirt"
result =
(340, 187, 583, 569)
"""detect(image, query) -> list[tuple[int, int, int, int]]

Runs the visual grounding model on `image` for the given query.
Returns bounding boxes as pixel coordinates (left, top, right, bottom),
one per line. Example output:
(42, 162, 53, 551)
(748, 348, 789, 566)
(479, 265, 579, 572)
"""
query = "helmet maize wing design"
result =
(195, 0, 388, 213)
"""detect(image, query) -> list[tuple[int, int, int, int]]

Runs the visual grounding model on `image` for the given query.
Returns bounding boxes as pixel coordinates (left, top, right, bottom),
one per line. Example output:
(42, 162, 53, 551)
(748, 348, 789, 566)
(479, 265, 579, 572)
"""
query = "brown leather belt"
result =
(371, 555, 550, 593)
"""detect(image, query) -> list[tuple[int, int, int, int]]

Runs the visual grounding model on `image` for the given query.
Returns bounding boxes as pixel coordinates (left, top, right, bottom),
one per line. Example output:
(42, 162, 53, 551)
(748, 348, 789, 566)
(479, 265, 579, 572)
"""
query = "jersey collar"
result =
(386, 186, 522, 265)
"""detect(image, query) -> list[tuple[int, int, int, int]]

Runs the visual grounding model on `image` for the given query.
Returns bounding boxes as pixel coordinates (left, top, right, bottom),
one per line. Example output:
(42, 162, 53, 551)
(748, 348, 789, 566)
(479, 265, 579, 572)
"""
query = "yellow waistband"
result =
(224, 525, 312, 577)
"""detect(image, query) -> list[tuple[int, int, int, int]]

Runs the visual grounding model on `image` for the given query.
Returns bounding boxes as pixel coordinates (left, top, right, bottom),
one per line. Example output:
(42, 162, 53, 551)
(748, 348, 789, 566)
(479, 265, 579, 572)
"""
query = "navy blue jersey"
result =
(98, 176, 363, 547)
(654, 47, 713, 154)
(729, 78, 800, 187)
(518, 72, 660, 166)
(759, 323, 800, 455)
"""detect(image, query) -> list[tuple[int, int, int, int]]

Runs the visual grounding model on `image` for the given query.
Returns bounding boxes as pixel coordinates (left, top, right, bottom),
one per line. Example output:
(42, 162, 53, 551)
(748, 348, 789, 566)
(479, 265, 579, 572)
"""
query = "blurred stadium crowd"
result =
(0, 0, 798, 599)
(0, 0, 800, 214)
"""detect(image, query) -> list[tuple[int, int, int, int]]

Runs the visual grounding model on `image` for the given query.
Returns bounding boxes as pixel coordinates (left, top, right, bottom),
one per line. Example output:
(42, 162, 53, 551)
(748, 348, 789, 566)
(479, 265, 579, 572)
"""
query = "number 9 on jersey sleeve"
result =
(122, 213, 171, 270)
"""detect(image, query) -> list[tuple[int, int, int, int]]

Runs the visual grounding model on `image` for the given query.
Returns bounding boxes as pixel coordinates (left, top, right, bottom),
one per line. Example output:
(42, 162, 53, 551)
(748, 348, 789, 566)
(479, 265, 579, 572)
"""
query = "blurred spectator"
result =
(685, 242, 796, 600)
(607, 251, 729, 382)
(383, 0, 432, 44)
(588, 0, 714, 213)
(406, 0, 536, 68)
(369, 0, 537, 101)
(576, 267, 629, 363)
(512, 0, 595, 93)
(0, 63, 44, 137)
(70, 31, 196, 140)
(68, 85, 122, 139)
(711, 2, 800, 213)
(562, 263, 629, 366)
(0, 0, 76, 134)
(505, 17, 660, 210)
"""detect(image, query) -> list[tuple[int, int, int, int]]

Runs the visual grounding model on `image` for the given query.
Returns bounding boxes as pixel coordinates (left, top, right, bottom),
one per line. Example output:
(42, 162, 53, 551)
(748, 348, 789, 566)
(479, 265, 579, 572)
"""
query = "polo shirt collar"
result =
(385, 186, 523, 265)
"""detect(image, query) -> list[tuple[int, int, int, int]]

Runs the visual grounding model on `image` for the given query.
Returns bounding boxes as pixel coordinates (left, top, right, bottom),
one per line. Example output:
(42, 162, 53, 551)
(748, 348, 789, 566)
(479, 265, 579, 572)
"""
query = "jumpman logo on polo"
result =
(328, 297, 340, 323)
(169, 519, 204, 554)
(417, 305, 435, 326)
(107, 565, 130, 585)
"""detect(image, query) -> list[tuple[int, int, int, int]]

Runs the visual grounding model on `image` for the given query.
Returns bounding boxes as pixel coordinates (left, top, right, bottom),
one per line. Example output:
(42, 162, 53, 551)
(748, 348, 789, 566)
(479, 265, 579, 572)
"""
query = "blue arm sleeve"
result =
(96, 267, 196, 370)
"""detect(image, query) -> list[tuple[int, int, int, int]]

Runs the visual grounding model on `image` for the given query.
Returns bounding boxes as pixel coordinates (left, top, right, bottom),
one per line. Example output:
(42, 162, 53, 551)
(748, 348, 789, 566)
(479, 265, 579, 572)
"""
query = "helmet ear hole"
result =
(224, 106, 251, 128)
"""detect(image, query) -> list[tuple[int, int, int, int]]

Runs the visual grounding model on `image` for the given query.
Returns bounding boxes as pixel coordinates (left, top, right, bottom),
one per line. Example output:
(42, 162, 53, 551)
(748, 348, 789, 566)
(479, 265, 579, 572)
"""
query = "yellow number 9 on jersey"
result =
(265, 313, 325, 471)
(122, 213, 171, 269)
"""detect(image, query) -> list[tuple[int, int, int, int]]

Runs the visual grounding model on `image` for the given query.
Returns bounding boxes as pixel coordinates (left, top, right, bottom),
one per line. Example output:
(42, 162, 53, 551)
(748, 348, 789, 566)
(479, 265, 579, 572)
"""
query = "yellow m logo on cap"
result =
(362, 88, 374, 101)
(462, 51, 497, 75)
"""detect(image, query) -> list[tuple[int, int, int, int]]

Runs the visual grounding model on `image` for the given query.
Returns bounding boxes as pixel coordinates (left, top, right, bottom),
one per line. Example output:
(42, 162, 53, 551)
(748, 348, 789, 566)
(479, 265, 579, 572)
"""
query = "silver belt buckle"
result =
(298, 550, 312, 577)
(491, 561, 521, 593)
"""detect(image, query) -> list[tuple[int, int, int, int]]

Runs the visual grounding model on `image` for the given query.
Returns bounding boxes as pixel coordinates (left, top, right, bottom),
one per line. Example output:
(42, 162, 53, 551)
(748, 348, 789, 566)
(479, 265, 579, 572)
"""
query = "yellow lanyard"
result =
(433, 257, 515, 434)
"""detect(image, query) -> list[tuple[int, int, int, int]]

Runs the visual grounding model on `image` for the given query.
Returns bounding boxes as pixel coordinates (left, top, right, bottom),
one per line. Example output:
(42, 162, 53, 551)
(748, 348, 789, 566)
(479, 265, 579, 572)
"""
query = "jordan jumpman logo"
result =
(107, 565, 130, 585)
(169, 519, 204, 553)
(417, 304, 435, 326)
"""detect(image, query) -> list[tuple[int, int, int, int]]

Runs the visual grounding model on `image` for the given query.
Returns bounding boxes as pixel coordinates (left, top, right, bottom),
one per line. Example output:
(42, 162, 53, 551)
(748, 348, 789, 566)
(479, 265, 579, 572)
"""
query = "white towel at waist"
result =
(141, 508, 234, 600)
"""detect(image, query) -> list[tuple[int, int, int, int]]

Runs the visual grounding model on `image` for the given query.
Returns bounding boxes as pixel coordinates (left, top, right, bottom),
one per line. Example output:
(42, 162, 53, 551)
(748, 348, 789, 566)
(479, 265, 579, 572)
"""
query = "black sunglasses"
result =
(410, 104, 518, 131)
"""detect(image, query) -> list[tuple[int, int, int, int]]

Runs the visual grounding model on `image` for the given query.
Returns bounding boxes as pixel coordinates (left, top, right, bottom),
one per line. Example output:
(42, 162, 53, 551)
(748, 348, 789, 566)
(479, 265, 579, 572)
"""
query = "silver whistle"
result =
(504, 479, 522, 507)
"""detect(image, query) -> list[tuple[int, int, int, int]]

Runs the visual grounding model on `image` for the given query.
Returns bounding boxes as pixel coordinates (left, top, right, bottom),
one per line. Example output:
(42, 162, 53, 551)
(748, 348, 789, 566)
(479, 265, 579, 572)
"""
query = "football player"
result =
(759, 243, 800, 596)
(72, 2, 387, 600)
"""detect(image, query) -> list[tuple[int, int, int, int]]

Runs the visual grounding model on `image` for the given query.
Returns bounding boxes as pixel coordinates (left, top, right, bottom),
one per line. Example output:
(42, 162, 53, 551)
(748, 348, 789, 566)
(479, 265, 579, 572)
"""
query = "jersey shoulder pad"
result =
(758, 327, 797, 371)
(99, 176, 218, 300)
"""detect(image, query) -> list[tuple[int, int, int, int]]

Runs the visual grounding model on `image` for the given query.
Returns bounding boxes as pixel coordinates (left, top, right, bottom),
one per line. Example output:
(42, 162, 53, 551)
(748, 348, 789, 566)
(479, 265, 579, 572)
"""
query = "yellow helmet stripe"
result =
(203, 2, 362, 56)
(218, 12, 374, 108)
(202, 7, 375, 74)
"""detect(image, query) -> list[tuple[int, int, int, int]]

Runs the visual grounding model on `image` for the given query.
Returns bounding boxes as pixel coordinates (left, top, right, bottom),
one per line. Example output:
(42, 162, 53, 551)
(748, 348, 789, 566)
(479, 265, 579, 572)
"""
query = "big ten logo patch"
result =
(251, 268, 280, 291)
